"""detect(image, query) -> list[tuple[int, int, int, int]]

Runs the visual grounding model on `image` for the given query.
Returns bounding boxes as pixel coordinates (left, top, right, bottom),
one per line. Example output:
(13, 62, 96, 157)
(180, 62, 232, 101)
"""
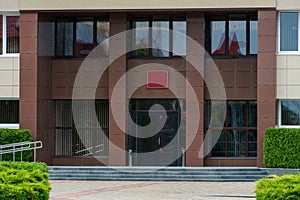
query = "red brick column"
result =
(185, 13, 205, 166)
(108, 13, 127, 166)
(20, 13, 38, 141)
(257, 10, 277, 167)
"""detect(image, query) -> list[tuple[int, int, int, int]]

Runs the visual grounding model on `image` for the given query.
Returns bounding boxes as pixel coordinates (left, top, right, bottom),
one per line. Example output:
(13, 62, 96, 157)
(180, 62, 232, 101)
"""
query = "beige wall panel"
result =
(0, 0, 19, 11)
(277, 55, 300, 99)
(0, 57, 14, 70)
(277, 0, 300, 10)
(0, 71, 13, 85)
(277, 68, 286, 85)
(276, 56, 286, 69)
(287, 86, 300, 99)
(286, 55, 300, 69)
(0, 87, 13, 98)
(276, 85, 286, 99)
(20, 0, 275, 10)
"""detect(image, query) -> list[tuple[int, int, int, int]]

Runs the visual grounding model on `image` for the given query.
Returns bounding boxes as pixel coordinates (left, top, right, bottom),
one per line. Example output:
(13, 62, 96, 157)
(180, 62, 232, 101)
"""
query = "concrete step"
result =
(48, 166, 268, 182)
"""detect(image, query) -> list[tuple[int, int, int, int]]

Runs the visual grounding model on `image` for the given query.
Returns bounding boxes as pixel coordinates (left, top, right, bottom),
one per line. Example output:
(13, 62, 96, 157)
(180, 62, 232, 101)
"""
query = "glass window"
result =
(6, 16, 19, 53)
(250, 18, 258, 54)
(281, 100, 300, 125)
(75, 19, 93, 56)
(229, 15, 246, 56)
(205, 100, 257, 157)
(0, 100, 19, 123)
(55, 100, 109, 156)
(133, 21, 149, 56)
(173, 21, 186, 56)
(152, 21, 169, 57)
(0, 15, 2, 54)
(97, 21, 109, 55)
(208, 14, 257, 56)
(56, 20, 73, 56)
(211, 16, 226, 55)
(228, 101, 247, 127)
(280, 12, 298, 51)
(131, 16, 186, 57)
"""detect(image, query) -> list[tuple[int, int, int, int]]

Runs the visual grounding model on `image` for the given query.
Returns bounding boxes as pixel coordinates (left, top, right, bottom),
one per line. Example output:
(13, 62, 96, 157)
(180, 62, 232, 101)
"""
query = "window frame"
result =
(0, 12, 20, 57)
(205, 13, 257, 58)
(204, 100, 257, 158)
(277, 11, 300, 55)
(128, 15, 186, 58)
(277, 99, 300, 128)
(0, 99, 19, 129)
(54, 16, 109, 58)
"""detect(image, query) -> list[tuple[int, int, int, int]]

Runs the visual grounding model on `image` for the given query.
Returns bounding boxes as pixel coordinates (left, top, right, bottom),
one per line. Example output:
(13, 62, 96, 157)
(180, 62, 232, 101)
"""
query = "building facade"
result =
(0, 0, 299, 167)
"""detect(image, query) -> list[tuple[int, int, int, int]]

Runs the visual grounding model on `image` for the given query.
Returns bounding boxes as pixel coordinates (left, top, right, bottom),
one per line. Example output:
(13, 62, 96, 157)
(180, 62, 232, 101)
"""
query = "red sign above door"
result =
(147, 70, 168, 89)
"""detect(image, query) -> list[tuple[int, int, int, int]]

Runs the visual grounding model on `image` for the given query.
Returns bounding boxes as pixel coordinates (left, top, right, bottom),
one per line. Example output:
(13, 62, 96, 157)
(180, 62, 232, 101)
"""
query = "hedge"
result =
(0, 129, 32, 162)
(0, 162, 51, 200)
(264, 128, 300, 168)
(256, 174, 300, 200)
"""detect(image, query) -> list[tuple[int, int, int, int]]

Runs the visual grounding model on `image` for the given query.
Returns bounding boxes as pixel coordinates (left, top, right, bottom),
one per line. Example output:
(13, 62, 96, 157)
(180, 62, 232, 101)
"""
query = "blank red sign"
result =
(147, 70, 168, 89)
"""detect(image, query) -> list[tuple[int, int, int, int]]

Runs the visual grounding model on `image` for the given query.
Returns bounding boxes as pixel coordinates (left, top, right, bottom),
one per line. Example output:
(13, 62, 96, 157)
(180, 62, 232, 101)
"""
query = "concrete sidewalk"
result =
(50, 181, 257, 200)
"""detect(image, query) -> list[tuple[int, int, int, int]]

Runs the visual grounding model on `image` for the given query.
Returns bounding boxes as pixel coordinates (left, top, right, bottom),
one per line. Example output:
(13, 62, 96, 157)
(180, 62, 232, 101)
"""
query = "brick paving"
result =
(50, 181, 257, 200)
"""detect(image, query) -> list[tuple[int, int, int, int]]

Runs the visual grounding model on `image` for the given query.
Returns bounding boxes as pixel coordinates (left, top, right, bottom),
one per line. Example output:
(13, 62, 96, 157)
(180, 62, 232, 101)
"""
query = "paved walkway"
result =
(50, 181, 257, 200)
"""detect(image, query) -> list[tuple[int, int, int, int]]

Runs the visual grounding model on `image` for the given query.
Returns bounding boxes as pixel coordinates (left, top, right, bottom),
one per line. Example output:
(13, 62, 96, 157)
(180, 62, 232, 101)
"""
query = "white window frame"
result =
(277, 99, 300, 128)
(277, 11, 300, 55)
(0, 12, 20, 57)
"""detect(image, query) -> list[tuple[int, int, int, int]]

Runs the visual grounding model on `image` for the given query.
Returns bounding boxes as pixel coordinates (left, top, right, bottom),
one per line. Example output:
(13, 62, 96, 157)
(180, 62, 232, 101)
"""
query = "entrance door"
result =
(130, 110, 181, 166)
(128, 99, 185, 166)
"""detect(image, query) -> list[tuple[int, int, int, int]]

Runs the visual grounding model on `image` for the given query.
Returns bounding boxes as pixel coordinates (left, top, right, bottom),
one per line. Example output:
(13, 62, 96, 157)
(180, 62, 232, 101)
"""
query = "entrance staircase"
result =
(48, 166, 269, 182)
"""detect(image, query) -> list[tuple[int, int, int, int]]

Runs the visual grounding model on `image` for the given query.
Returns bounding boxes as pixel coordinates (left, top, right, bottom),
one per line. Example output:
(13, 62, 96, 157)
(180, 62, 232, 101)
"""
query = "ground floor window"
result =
(0, 100, 19, 123)
(278, 100, 300, 126)
(205, 100, 257, 157)
(55, 100, 109, 157)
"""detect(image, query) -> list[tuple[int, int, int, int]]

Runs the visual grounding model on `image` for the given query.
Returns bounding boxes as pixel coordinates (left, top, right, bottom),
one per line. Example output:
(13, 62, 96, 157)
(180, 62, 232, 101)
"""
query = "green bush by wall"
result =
(0, 129, 32, 161)
(256, 174, 300, 200)
(0, 162, 51, 200)
(264, 128, 300, 168)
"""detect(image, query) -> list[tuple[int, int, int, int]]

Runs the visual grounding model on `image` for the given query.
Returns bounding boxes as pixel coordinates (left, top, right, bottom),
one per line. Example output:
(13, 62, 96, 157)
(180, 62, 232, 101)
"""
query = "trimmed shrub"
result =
(0, 129, 32, 161)
(256, 174, 300, 200)
(0, 162, 51, 200)
(264, 128, 300, 168)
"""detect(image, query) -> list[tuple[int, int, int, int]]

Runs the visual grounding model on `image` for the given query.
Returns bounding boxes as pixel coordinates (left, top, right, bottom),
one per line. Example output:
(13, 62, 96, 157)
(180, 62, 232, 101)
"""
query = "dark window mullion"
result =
(246, 15, 250, 56)
(169, 19, 173, 57)
(225, 15, 229, 56)
(149, 18, 153, 57)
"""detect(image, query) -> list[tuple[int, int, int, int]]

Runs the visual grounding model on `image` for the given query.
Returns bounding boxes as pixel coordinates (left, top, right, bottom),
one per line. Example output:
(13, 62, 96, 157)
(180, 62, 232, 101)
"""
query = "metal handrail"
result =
(0, 141, 43, 162)
(75, 144, 104, 156)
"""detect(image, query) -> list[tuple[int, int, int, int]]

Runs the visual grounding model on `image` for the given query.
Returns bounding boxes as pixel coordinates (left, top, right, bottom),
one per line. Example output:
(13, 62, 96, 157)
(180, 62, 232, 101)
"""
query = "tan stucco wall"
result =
(0, 0, 19, 12)
(20, 0, 276, 11)
(0, 57, 19, 98)
(277, 0, 300, 10)
(277, 55, 300, 99)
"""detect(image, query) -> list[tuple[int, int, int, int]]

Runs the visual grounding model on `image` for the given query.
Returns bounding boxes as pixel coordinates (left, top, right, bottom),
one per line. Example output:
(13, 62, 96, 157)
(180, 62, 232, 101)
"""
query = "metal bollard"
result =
(129, 149, 133, 167)
(181, 148, 185, 167)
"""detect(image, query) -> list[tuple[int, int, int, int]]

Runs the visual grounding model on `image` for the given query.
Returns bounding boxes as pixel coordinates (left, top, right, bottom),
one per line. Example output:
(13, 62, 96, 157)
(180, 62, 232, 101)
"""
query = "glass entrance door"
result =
(128, 99, 185, 166)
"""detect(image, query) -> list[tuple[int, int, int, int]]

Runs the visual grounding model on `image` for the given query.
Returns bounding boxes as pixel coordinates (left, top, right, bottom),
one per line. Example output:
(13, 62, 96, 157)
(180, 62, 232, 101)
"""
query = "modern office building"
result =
(0, 0, 299, 167)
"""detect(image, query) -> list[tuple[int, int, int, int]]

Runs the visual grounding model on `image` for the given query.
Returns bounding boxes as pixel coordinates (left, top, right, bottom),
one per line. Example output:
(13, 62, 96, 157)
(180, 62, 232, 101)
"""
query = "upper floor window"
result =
(278, 12, 299, 53)
(206, 14, 257, 57)
(55, 17, 109, 57)
(0, 13, 19, 55)
(130, 16, 186, 57)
